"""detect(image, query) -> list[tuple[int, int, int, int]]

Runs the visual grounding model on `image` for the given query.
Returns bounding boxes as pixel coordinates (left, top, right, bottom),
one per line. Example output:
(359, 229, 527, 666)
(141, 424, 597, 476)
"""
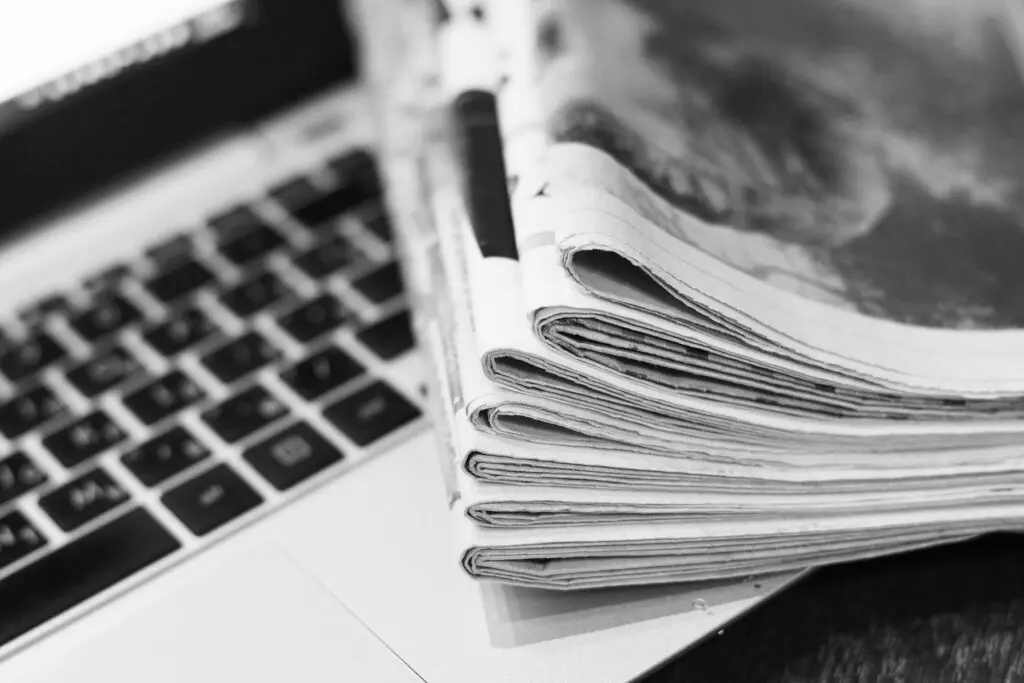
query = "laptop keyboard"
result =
(0, 149, 423, 650)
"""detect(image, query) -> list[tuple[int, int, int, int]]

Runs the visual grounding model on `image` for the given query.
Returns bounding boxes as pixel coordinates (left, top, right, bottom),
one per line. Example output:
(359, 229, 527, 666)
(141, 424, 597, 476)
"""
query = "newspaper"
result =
(364, 0, 1024, 591)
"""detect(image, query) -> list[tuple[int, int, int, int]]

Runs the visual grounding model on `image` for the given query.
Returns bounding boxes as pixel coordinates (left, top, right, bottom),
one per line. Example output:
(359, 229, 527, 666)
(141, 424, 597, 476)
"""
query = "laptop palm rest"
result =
(16, 547, 423, 683)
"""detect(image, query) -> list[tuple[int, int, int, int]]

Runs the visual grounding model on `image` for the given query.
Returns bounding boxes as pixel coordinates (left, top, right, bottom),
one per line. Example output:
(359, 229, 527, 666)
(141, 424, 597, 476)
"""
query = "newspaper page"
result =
(498, 0, 1024, 397)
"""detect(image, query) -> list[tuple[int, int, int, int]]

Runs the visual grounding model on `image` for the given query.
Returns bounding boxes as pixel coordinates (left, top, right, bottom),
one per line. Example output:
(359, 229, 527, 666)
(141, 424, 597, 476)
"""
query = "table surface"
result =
(643, 534, 1024, 683)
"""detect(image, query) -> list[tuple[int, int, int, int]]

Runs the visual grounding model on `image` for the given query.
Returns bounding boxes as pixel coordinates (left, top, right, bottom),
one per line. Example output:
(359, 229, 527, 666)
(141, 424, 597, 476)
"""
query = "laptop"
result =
(0, 1, 799, 681)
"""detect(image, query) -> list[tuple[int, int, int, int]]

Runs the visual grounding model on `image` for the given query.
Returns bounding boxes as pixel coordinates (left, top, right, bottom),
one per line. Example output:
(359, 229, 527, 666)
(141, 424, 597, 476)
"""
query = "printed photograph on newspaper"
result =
(531, 0, 1024, 331)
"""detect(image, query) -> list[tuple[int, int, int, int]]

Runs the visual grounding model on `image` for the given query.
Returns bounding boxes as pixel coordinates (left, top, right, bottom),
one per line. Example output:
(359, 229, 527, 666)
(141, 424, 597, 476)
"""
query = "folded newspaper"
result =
(363, 0, 1024, 589)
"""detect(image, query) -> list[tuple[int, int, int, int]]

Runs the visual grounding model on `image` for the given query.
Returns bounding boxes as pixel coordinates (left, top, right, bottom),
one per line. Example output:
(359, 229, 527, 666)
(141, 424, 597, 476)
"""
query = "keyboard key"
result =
(145, 258, 215, 304)
(269, 176, 323, 213)
(70, 294, 141, 343)
(362, 211, 392, 243)
(357, 310, 414, 360)
(281, 347, 363, 401)
(0, 387, 67, 439)
(123, 371, 205, 426)
(323, 381, 420, 447)
(292, 235, 360, 280)
(83, 264, 131, 292)
(121, 426, 210, 487)
(277, 295, 348, 344)
(66, 346, 145, 398)
(0, 508, 178, 647)
(201, 332, 279, 384)
(219, 225, 286, 267)
(328, 149, 381, 202)
(17, 295, 71, 325)
(39, 467, 130, 531)
(0, 453, 48, 506)
(352, 262, 403, 304)
(144, 307, 217, 357)
(0, 333, 66, 383)
(145, 233, 195, 266)
(43, 411, 127, 469)
(208, 206, 265, 243)
(244, 422, 343, 491)
(162, 464, 262, 536)
(202, 385, 289, 444)
(220, 271, 291, 317)
(0, 511, 47, 572)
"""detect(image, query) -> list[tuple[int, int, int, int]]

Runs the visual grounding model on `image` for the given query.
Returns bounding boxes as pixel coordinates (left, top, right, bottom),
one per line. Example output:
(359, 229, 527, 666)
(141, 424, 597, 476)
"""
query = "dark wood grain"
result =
(642, 534, 1024, 683)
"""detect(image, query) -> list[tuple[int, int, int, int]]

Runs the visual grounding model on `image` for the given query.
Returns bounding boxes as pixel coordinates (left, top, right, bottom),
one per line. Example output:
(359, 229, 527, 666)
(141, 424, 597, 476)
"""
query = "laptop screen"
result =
(0, 0, 357, 235)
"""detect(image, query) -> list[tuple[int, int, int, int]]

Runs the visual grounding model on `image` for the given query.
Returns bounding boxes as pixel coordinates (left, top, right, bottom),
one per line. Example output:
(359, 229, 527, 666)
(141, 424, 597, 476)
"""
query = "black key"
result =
(162, 464, 262, 536)
(0, 452, 48, 506)
(244, 422, 343, 491)
(145, 258, 215, 304)
(352, 262, 403, 304)
(357, 310, 414, 360)
(328, 149, 381, 202)
(219, 225, 286, 267)
(0, 508, 179, 647)
(0, 387, 67, 439)
(144, 307, 217, 357)
(208, 206, 264, 243)
(0, 328, 11, 355)
(277, 295, 348, 344)
(0, 332, 66, 383)
(281, 347, 364, 401)
(123, 371, 205, 426)
(83, 264, 131, 292)
(292, 235, 360, 279)
(66, 346, 145, 398)
(0, 511, 47, 572)
(145, 233, 195, 266)
(122, 426, 210, 487)
(201, 332, 279, 384)
(323, 381, 420, 447)
(202, 385, 289, 444)
(17, 295, 71, 325)
(70, 294, 142, 343)
(39, 467, 130, 531)
(220, 271, 291, 317)
(362, 211, 392, 243)
(289, 187, 360, 230)
(43, 411, 127, 469)
(269, 177, 323, 213)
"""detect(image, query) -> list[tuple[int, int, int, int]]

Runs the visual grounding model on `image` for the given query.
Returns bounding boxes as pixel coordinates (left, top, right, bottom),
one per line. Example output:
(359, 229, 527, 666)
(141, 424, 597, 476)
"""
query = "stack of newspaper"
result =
(365, 0, 1024, 589)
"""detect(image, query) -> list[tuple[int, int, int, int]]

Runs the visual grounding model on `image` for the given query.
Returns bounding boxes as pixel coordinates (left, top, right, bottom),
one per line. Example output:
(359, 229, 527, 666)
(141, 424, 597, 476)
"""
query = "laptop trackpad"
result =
(21, 547, 422, 683)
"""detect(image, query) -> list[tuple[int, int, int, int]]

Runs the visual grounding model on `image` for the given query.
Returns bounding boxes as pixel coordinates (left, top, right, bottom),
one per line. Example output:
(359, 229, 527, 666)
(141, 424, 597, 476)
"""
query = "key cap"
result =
(328, 149, 381, 203)
(357, 310, 414, 360)
(43, 411, 127, 469)
(269, 176, 323, 213)
(83, 264, 131, 292)
(201, 331, 279, 384)
(0, 508, 179, 647)
(219, 225, 286, 267)
(0, 386, 67, 439)
(292, 235, 360, 280)
(162, 464, 262, 536)
(17, 295, 71, 326)
(362, 210, 392, 243)
(276, 295, 348, 344)
(66, 346, 145, 398)
(281, 347, 363, 401)
(0, 453, 48, 506)
(323, 381, 420, 447)
(244, 422, 343, 491)
(121, 426, 210, 487)
(123, 371, 205, 426)
(220, 271, 291, 317)
(39, 467, 130, 531)
(145, 258, 216, 304)
(144, 306, 217, 357)
(0, 332, 66, 383)
(145, 233, 195, 266)
(351, 262, 403, 304)
(202, 385, 289, 444)
(208, 206, 264, 243)
(70, 294, 142, 343)
(0, 511, 47, 572)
